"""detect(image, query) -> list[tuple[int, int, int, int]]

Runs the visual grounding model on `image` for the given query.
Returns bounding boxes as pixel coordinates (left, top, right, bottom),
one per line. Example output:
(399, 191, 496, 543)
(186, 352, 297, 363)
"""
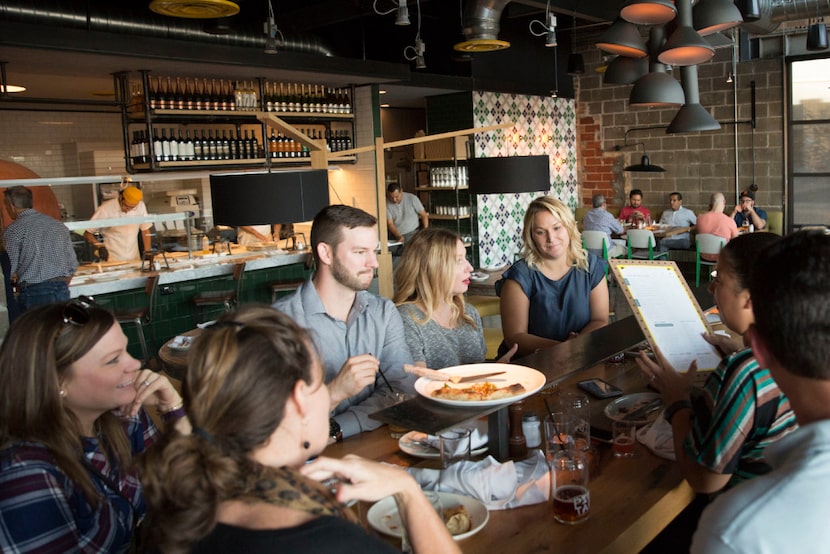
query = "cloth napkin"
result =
(423, 418, 489, 452)
(635, 411, 676, 460)
(406, 449, 551, 510)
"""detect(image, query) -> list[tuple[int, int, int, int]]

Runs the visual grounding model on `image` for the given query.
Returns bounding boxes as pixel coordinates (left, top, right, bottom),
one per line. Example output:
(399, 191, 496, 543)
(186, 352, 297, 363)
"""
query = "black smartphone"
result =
(577, 378, 624, 399)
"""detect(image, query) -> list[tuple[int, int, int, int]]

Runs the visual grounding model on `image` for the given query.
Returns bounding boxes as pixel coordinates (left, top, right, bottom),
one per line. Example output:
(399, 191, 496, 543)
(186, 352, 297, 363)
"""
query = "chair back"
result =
(582, 230, 610, 252)
(144, 274, 160, 322)
(627, 229, 656, 249)
(695, 234, 726, 256)
(233, 262, 247, 298)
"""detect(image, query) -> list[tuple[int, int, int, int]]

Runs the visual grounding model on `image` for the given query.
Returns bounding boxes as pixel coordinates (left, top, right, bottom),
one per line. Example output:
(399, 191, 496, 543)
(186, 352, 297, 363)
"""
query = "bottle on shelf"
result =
(174, 77, 184, 110)
(250, 130, 259, 159)
(160, 128, 170, 162)
(221, 130, 231, 160)
(164, 76, 175, 110)
(168, 128, 179, 162)
(183, 129, 194, 161)
(148, 76, 159, 110)
(184, 78, 194, 111)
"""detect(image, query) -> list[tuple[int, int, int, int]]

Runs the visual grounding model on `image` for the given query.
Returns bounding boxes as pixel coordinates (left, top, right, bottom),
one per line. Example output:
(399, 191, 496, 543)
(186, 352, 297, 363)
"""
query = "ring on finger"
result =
(143, 379, 152, 387)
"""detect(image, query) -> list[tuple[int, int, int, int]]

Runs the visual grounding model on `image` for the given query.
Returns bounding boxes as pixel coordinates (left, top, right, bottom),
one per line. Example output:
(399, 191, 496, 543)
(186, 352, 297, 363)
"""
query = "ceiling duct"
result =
(454, 0, 512, 52)
(740, 0, 830, 34)
(0, 0, 334, 57)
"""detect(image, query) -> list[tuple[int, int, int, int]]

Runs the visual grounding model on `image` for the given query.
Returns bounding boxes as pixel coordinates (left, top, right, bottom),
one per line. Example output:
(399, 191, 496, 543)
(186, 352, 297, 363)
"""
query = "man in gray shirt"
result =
(582, 194, 626, 258)
(386, 183, 428, 247)
(273, 205, 415, 438)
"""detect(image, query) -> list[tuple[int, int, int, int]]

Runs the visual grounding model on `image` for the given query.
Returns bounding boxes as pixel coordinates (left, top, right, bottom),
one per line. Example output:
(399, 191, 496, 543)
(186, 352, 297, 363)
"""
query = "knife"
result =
(621, 398, 664, 422)
(450, 371, 507, 383)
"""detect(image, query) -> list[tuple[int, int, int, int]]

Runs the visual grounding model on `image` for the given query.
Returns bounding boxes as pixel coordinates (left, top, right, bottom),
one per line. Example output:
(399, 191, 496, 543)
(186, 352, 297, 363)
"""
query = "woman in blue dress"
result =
(497, 196, 609, 357)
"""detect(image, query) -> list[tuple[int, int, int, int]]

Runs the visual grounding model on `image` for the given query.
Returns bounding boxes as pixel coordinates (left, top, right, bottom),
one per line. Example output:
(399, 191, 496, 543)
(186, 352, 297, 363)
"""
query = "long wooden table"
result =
(326, 331, 696, 553)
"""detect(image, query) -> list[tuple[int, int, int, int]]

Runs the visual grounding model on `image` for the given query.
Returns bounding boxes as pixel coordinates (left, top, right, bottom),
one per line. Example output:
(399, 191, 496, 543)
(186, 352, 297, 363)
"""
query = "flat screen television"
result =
(467, 155, 550, 194)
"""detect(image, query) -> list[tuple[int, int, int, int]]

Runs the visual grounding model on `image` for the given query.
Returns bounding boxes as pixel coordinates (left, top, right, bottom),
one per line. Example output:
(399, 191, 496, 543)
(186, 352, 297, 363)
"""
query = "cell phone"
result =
(577, 378, 624, 399)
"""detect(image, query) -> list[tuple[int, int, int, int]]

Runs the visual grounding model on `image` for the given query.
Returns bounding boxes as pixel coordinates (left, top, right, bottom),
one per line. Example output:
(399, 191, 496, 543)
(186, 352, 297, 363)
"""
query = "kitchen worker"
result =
(84, 185, 152, 261)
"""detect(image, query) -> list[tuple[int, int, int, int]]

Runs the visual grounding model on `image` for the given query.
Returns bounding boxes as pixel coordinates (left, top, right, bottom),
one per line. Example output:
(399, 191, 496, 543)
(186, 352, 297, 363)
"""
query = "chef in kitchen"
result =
(83, 185, 152, 262)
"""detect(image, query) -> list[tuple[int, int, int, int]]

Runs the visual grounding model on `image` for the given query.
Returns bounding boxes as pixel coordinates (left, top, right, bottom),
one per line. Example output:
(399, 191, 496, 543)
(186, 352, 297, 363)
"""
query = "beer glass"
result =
(551, 449, 590, 524)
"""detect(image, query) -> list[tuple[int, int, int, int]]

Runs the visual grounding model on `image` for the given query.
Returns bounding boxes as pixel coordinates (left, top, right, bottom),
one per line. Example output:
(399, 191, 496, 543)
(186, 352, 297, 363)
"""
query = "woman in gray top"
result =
(393, 228, 514, 369)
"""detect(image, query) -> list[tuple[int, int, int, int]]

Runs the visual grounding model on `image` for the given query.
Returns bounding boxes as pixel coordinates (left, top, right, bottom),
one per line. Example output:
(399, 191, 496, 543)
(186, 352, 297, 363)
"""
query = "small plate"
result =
(469, 271, 489, 282)
(603, 393, 663, 426)
(398, 431, 489, 459)
(415, 363, 546, 408)
(367, 492, 489, 541)
(168, 335, 194, 352)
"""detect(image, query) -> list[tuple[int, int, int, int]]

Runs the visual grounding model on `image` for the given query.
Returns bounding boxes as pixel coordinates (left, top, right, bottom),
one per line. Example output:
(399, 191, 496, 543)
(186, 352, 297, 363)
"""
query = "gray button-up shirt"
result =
(273, 279, 415, 438)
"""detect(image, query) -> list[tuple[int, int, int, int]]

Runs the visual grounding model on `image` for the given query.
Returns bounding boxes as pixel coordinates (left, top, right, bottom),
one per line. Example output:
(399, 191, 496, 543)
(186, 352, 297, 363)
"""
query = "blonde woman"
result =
(393, 228, 487, 369)
(498, 196, 609, 357)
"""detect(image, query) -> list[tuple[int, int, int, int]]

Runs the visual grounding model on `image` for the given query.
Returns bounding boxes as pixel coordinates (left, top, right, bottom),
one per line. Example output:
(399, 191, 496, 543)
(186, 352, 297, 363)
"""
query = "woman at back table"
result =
(497, 196, 609, 358)
(139, 306, 459, 554)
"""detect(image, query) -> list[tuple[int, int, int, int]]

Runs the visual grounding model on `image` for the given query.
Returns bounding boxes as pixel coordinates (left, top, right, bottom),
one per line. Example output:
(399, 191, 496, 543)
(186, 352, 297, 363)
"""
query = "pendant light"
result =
(625, 154, 666, 172)
(659, 0, 714, 66)
(596, 18, 648, 58)
(667, 65, 721, 133)
(807, 21, 829, 51)
(149, 0, 239, 18)
(735, 0, 761, 22)
(567, 15, 585, 75)
(630, 26, 685, 107)
(604, 55, 649, 85)
(620, 0, 677, 25)
(692, 0, 744, 36)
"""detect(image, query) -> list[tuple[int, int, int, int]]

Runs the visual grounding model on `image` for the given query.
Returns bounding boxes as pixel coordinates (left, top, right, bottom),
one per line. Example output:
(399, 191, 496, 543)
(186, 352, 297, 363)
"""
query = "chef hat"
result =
(121, 186, 143, 205)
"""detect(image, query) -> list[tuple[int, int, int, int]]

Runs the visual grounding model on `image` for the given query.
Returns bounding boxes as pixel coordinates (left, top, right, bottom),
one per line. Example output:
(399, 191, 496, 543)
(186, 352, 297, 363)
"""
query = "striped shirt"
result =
(3, 208, 78, 285)
(685, 348, 798, 489)
(0, 410, 159, 553)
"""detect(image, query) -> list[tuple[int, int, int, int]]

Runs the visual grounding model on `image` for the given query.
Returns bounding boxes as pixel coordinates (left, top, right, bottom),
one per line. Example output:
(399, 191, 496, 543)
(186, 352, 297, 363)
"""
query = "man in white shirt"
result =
(658, 192, 697, 250)
(83, 186, 151, 261)
(692, 231, 830, 553)
(386, 183, 427, 247)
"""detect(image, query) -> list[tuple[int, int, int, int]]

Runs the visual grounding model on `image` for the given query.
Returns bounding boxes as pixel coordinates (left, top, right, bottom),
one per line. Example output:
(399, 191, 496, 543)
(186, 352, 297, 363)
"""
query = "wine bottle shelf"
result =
(429, 214, 471, 220)
(129, 109, 353, 120)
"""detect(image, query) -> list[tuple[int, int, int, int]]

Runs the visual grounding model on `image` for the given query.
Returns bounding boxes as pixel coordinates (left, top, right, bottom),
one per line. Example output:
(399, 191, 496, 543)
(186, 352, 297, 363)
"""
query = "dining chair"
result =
(695, 234, 726, 287)
(113, 274, 160, 365)
(626, 229, 668, 260)
(582, 230, 624, 277)
(192, 261, 246, 324)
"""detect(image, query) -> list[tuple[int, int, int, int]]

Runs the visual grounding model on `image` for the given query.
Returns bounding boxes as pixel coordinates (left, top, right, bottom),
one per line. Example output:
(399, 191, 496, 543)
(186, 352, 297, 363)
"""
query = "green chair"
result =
(626, 229, 668, 260)
(695, 234, 726, 287)
(582, 230, 624, 277)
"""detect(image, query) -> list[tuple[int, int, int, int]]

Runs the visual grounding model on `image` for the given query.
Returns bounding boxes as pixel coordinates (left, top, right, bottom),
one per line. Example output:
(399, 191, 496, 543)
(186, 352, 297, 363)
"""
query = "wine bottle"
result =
(250, 130, 259, 159)
(174, 77, 184, 110)
(206, 129, 215, 160)
(227, 80, 236, 111)
(152, 128, 162, 162)
(169, 128, 179, 162)
(148, 77, 159, 110)
(183, 129, 194, 161)
(163, 77, 174, 110)
(184, 78, 194, 110)
(221, 130, 230, 160)
(196, 79, 207, 111)
(160, 128, 170, 162)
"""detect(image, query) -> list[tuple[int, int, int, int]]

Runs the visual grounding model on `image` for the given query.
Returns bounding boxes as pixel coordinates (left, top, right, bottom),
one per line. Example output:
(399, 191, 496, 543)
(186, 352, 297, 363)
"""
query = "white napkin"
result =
(407, 450, 551, 510)
(424, 418, 489, 452)
(635, 411, 676, 460)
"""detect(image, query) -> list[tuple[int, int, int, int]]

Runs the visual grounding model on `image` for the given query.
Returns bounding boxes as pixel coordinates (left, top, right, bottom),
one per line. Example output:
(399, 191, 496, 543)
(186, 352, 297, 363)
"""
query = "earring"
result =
(59, 389, 66, 398)
(302, 440, 311, 449)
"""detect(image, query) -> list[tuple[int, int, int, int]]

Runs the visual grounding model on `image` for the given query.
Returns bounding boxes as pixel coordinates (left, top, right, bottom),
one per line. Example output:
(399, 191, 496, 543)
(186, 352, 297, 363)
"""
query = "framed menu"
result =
(609, 260, 722, 372)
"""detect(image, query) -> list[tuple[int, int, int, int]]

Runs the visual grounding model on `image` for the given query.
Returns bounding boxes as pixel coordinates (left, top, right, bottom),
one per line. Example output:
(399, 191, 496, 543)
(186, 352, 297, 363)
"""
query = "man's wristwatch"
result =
(329, 418, 343, 443)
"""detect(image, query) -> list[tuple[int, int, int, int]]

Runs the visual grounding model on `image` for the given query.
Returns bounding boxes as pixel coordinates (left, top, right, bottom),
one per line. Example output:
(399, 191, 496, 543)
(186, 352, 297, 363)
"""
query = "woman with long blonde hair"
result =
(498, 195, 609, 357)
(393, 228, 490, 368)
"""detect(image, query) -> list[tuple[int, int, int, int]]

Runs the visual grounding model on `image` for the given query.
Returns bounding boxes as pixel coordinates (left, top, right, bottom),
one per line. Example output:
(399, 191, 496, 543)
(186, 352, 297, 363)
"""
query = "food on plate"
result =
(404, 364, 453, 382)
(444, 505, 472, 535)
(432, 381, 526, 401)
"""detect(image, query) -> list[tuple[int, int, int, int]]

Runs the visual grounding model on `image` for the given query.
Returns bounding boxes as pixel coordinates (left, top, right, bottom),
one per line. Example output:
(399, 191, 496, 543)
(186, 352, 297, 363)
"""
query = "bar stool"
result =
(466, 295, 503, 361)
(113, 274, 159, 365)
(192, 261, 246, 324)
(268, 278, 305, 303)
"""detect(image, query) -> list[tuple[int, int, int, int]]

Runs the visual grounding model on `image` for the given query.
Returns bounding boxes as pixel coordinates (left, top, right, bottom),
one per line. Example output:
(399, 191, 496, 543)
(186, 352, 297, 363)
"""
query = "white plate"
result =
(398, 431, 489, 459)
(367, 492, 489, 541)
(603, 393, 663, 425)
(415, 363, 546, 407)
(469, 271, 489, 282)
(168, 335, 194, 352)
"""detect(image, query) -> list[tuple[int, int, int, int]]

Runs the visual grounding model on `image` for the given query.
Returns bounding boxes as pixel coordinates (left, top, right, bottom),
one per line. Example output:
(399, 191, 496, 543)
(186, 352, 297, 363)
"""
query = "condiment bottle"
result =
(508, 401, 528, 459)
(522, 412, 542, 448)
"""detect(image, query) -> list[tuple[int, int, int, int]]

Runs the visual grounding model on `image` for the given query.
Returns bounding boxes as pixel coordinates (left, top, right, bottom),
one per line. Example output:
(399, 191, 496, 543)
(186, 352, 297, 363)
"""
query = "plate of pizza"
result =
(414, 363, 546, 407)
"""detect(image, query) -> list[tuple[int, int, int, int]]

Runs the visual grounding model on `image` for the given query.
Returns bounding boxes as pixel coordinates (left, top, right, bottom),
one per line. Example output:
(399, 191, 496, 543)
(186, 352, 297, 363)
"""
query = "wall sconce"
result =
(616, 141, 665, 172)
(596, 18, 648, 57)
(620, 0, 677, 25)
(692, 0, 744, 36)
(659, 0, 714, 65)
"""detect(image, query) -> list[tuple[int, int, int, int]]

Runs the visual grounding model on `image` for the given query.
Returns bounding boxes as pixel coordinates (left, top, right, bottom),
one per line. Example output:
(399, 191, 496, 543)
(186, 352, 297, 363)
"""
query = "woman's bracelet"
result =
(158, 402, 186, 423)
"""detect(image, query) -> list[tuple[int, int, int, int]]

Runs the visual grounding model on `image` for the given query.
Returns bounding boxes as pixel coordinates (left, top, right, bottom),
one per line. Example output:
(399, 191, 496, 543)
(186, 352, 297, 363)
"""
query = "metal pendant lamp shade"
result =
(667, 65, 721, 133)
(596, 18, 648, 57)
(620, 0, 677, 25)
(630, 71, 685, 106)
(693, 0, 744, 36)
(568, 53, 586, 74)
(149, 0, 240, 18)
(659, 0, 714, 65)
(604, 55, 649, 85)
(807, 22, 829, 51)
(735, 0, 762, 22)
(625, 154, 666, 172)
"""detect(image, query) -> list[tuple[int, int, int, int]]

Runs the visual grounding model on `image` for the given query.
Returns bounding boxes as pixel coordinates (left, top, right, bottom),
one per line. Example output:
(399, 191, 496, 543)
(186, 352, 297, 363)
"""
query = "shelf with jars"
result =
(119, 71, 355, 173)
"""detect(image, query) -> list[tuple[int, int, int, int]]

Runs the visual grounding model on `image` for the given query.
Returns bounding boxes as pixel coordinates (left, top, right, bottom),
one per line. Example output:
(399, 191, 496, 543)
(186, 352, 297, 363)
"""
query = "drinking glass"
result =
(551, 449, 590, 525)
(439, 427, 472, 468)
(544, 413, 576, 462)
(383, 391, 412, 439)
(612, 420, 637, 458)
(551, 391, 591, 452)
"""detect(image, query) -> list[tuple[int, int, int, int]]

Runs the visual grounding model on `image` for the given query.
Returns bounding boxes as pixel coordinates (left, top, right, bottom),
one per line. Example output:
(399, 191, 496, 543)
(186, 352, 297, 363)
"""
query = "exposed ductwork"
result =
(455, 0, 513, 52)
(741, 0, 830, 34)
(0, 0, 335, 57)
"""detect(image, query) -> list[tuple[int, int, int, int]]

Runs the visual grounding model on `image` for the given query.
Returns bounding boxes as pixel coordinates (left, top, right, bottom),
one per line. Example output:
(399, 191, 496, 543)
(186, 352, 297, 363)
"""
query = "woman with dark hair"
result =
(0, 298, 186, 552)
(638, 232, 798, 493)
(498, 196, 609, 357)
(139, 305, 459, 554)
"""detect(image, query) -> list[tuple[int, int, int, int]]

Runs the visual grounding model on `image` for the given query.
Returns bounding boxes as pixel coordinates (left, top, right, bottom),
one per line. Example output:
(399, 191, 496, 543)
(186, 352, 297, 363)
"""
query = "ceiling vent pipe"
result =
(0, 0, 335, 57)
(740, 0, 830, 34)
(454, 0, 512, 52)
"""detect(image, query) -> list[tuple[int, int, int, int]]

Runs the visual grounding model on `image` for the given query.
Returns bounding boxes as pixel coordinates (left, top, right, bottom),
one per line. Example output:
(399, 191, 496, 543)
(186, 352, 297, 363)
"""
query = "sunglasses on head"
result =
(62, 296, 98, 326)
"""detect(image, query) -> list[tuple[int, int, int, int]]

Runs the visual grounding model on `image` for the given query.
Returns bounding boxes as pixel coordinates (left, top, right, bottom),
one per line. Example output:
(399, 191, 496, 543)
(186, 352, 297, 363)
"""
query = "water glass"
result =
(550, 391, 591, 452)
(439, 427, 472, 468)
(544, 413, 576, 461)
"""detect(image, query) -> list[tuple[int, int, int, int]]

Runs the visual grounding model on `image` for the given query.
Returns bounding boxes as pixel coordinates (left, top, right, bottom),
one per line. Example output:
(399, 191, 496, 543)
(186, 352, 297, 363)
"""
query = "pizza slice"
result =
(431, 381, 526, 401)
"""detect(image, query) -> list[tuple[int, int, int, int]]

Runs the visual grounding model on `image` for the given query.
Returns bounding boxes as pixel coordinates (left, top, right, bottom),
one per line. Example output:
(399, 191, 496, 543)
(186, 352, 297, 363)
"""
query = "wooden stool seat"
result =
(192, 262, 246, 324)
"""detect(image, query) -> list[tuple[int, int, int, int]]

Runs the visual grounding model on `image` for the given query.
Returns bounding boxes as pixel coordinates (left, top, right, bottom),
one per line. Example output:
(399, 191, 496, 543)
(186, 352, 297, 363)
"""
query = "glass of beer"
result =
(612, 420, 637, 458)
(551, 449, 590, 524)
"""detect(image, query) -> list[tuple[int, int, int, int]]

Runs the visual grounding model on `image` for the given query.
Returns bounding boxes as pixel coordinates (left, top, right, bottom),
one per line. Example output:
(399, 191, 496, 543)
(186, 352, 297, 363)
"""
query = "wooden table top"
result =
(157, 328, 202, 378)
(327, 358, 694, 554)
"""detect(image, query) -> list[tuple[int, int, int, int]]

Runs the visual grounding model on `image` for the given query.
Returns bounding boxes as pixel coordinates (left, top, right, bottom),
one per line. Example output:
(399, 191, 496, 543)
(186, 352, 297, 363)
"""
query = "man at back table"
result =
(696, 192, 739, 261)
(273, 205, 415, 438)
(692, 230, 830, 553)
(658, 192, 697, 250)
(386, 182, 428, 248)
(619, 189, 651, 224)
(729, 185, 767, 231)
(583, 193, 626, 258)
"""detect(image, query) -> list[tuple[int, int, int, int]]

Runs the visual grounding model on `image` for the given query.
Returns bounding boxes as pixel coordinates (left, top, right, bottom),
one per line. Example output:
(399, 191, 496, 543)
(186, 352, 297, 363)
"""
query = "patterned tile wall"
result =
(471, 91, 577, 268)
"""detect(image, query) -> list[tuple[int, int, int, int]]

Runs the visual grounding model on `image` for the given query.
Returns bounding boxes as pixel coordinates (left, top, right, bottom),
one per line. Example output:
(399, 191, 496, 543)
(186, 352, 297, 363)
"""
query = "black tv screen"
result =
(468, 155, 550, 194)
(210, 170, 329, 226)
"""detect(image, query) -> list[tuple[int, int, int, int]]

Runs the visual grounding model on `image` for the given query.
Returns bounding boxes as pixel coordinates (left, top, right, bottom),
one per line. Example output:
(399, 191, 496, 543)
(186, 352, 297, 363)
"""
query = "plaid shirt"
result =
(0, 410, 159, 553)
(3, 209, 78, 285)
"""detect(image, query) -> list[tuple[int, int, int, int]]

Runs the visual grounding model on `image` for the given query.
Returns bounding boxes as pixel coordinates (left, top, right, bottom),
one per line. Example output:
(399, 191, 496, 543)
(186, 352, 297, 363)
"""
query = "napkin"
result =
(406, 450, 551, 511)
(424, 418, 488, 452)
(635, 411, 676, 460)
